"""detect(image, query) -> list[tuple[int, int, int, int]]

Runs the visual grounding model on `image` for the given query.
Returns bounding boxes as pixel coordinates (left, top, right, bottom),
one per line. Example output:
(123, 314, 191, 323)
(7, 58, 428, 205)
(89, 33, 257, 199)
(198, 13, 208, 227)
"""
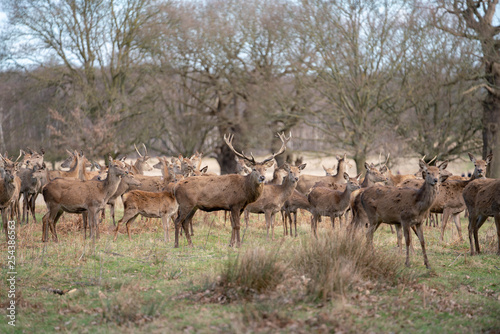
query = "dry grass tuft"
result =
(218, 246, 288, 298)
(293, 229, 405, 301)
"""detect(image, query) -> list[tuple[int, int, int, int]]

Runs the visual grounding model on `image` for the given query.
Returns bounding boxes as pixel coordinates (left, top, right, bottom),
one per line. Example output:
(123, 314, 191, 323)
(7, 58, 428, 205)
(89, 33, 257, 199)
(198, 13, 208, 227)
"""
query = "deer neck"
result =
(334, 161, 347, 182)
(339, 186, 355, 206)
(361, 173, 376, 188)
(279, 174, 298, 200)
(245, 173, 265, 203)
(416, 181, 439, 212)
(102, 169, 124, 202)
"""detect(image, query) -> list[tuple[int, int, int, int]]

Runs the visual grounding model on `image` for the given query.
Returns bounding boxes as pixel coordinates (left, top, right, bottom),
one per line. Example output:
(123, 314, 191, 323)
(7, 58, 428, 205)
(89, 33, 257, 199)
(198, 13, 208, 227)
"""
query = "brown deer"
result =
(41, 157, 134, 242)
(359, 160, 449, 268)
(244, 163, 306, 239)
(463, 160, 500, 255)
(1, 153, 22, 226)
(401, 153, 492, 242)
(1, 166, 21, 241)
(308, 173, 361, 237)
(296, 154, 351, 195)
(114, 158, 178, 243)
(281, 190, 313, 237)
(173, 132, 290, 248)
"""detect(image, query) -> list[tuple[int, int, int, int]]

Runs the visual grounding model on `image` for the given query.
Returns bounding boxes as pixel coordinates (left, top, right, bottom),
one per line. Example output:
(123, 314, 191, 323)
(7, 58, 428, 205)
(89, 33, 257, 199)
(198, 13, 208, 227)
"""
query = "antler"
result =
(261, 132, 291, 164)
(134, 144, 143, 158)
(224, 134, 257, 165)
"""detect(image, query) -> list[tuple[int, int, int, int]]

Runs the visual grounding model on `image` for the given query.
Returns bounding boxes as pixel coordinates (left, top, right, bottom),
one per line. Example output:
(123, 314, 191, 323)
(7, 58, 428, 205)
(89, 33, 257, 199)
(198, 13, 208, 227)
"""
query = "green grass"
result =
(1, 208, 500, 333)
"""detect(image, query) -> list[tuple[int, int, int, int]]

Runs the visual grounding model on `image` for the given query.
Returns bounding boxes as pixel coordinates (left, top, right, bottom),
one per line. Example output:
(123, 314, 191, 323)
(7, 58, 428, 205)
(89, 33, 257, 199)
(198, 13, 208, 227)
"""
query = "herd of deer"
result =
(0, 134, 499, 269)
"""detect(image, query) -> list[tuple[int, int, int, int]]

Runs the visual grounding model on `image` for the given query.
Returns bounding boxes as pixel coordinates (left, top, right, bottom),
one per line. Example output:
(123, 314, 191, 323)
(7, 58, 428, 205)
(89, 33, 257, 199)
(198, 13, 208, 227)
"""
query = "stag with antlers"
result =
(173, 132, 290, 248)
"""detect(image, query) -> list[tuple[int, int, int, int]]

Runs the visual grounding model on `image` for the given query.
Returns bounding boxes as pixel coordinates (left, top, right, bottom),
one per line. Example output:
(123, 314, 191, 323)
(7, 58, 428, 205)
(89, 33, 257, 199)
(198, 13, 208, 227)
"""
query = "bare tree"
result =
(432, 0, 500, 177)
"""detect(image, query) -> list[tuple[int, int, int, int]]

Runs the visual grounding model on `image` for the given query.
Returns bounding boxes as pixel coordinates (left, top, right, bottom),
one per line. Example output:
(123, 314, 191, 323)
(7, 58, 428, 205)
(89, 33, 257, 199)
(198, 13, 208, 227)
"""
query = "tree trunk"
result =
(483, 62, 500, 178)
(216, 143, 238, 175)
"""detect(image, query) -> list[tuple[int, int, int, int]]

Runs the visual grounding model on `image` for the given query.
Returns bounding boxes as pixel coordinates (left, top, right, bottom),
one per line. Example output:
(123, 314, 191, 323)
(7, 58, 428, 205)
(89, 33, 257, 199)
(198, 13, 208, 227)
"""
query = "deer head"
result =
(224, 132, 291, 183)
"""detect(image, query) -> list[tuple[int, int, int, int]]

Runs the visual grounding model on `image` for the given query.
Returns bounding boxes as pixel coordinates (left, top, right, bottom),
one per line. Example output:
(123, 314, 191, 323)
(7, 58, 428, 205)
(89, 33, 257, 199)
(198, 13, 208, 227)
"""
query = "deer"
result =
(114, 158, 179, 243)
(462, 155, 500, 256)
(130, 144, 154, 175)
(41, 156, 135, 242)
(1, 153, 22, 225)
(308, 172, 361, 237)
(359, 160, 449, 269)
(296, 153, 351, 195)
(243, 162, 306, 240)
(173, 132, 290, 248)
(281, 190, 314, 237)
(1, 165, 22, 241)
(400, 153, 492, 242)
(322, 164, 337, 176)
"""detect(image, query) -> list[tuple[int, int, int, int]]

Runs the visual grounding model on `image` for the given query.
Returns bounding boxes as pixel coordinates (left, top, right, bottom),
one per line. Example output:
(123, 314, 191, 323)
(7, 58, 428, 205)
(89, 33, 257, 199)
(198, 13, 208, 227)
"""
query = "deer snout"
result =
(477, 168, 483, 175)
(259, 175, 265, 183)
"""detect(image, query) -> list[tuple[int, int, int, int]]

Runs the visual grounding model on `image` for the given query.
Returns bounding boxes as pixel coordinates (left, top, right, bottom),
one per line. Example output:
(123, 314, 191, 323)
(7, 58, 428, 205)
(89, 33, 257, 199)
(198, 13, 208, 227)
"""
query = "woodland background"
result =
(0, 0, 499, 175)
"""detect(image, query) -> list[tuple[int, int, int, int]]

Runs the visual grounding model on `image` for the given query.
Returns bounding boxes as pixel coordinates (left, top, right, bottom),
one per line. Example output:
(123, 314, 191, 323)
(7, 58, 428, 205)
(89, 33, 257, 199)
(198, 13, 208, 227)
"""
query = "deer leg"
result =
(125, 215, 139, 242)
(494, 215, 500, 255)
(281, 210, 287, 236)
(468, 214, 476, 255)
(2, 210, 8, 241)
(414, 223, 430, 269)
(389, 225, 395, 234)
(293, 211, 298, 237)
(474, 215, 488, 255)
(114, 209, 133, 241)
(403, 225, 412, 267)
(395, 225, 402, 253)
(264, 211, 272, 240)
(30, 194, 38, 224)
(50, 211, 63, 242)
(230, 208, 241, 247)
(244, 210, 250, 229)
(190, 220, 194, 236)
(453, 213, 463, 242)
(271, 212, 276, 240)
(440, 209, 451, 241)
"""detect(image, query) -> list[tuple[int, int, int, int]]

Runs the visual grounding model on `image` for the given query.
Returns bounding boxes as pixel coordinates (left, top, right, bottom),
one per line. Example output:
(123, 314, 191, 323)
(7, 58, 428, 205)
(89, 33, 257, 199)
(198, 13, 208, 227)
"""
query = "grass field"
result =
(1, 208, 500, 333)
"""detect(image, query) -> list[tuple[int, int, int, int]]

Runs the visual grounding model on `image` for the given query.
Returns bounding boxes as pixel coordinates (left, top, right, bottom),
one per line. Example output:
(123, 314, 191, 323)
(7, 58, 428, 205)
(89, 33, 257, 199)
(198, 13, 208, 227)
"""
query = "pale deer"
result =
(173, 132, 290, 248)
(401, 153, 492, 242)
(322, 164, 337, 176)
(41, 157, 134, 242)
(360, 160, 449, 268)
(308, 173, 361, 237)
(244, 163, 306, 239)
(114, 158, 178, 243)
(296, 154, 350, 195)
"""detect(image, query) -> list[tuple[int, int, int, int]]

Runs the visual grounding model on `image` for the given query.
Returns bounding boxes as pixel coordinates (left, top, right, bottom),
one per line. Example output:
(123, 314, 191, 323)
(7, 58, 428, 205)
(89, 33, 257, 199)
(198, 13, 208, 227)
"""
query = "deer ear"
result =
(356, 172, 362, 181)
(200, 166, 208, 173)
(364, 162, 370, 170)
(438, 160, 448, 171)
(343, 172, 349, 181)
(298, 163, 307, 170)
(468, 152, 476, 163)
(108, 154, 113, 165)
(486, 153, 493, 164)
(0, 168, 5, 178)
(418, 159, 428, 171)
(262, 160, 275, 169)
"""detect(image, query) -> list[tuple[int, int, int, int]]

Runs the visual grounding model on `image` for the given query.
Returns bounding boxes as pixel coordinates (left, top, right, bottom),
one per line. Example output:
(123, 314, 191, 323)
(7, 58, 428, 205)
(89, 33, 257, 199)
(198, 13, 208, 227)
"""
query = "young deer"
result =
(308, 172, 361, 237)
(41, 157, 134, 242)
(173, 132, 290, 248)
(281, 190, 314, 237)
(360, 160, 449, 269)
(296, 154, 351, 195)
(114, 158, 178, 243)
(132, 144, 154, 175)
(244, 163, 306, 240)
